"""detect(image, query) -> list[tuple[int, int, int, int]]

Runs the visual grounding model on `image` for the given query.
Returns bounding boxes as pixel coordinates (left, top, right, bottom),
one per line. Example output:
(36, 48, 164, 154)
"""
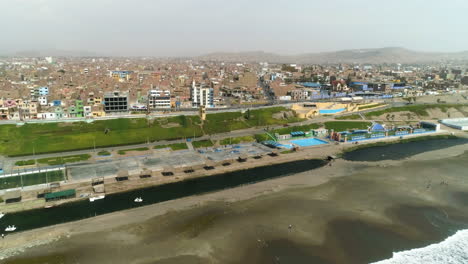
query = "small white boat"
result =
(89, 195, 106, 202)
(0, 212, 5, 219)
(5, 225, 16, 232)
(134, 197, 143, 203)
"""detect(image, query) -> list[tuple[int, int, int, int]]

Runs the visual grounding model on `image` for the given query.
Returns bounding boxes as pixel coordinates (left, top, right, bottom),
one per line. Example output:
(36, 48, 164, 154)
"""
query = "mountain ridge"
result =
(198, 47, 468, 64)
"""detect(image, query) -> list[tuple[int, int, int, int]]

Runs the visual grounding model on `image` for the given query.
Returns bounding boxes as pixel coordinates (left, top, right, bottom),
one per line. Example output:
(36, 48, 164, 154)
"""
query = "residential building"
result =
(37, 112, 57, 119)
(76, 100, 84, 117)
(84, 106, 92, 117)
(39, 87, 49, 96)
(148, 89, 171, 109)
(191, 81, 214, 107)
(0, 107, 8, 120)
(110, 71, 133, 82)
(55, 107, 65, 119)
(38, 96, 48, 106)
(103, 91, 129, 112)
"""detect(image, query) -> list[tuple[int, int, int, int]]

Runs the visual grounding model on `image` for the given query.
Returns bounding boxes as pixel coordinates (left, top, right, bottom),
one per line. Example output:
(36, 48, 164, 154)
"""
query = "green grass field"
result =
(358, 103, 386, 110)
(0, 116, 203, 157)
(153, 143, 188, 151)
(118, 147, 149, 155)
(0, 170, 66, 190)
(192, 140, 214, 148)
(219, 136, 256, 145)
(335, 114, 362, 120)
(37, 154, 91, 165)
(324, 121, 372, 131)
(14, 160, 36, 166)
(0, 107, 304, 157)
(97, 150, 111, 156)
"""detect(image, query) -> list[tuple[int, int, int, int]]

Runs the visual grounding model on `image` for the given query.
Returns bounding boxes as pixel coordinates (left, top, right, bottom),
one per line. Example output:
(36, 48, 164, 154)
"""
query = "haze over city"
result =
(1, 0, 468, 56)
(2, 1, 468, 264)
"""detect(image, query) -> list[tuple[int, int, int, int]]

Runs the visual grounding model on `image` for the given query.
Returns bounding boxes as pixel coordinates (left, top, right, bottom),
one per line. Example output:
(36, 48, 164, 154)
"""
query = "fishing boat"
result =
(0, 212, 5, 219)
(89, 195, 105, 202)
(5, 225, 16, 232)
(134, 197, 143, 203)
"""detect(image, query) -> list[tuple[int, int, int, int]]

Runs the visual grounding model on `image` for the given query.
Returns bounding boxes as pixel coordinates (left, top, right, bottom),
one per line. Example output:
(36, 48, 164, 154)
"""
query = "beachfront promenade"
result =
(0, 128, 452, 214)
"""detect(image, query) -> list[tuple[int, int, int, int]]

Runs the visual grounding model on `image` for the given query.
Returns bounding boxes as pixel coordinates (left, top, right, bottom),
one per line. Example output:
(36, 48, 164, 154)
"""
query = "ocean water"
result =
(373, 229, 468, 264)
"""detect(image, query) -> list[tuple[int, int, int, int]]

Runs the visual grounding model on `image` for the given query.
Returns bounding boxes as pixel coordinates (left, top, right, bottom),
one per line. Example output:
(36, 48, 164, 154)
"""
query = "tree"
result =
(245, 109, 251, 120)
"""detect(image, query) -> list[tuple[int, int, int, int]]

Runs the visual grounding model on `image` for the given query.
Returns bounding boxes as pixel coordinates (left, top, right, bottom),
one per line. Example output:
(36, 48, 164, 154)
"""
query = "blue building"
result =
(110, 71, 133, 80)
(39, 86, 49, 96)
(53, 100, 62, 106)
(391, 83, 410, 90)
(349, 82, 371, 92)
(300, 82, 322, 88)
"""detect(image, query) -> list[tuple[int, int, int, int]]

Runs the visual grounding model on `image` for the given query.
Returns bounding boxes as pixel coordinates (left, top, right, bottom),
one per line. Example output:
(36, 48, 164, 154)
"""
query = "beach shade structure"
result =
(139, 169, 152, 179)
(44, 189, 76, 202)
(161, 167, 174, 177)
(262, 140, 280, 148)
(237, 154, 248, 163)
(183, 167, 195, 174)
(115, 170, 129, 181)
(222, 162, 231, 166)
(352, 129, 369, 134)
(290, 131, 306, 137)
(268, 150, 279, 157)
(92, 177, 104, 186)
(4, 189, 22, 203)
(253, 155, 263, 159)
(370, 122, 386, 132)
(203, 160, 216, 170)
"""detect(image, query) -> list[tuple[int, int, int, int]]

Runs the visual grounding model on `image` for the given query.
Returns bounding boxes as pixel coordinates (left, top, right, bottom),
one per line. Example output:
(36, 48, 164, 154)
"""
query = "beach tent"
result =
(370, 123, 386, 132)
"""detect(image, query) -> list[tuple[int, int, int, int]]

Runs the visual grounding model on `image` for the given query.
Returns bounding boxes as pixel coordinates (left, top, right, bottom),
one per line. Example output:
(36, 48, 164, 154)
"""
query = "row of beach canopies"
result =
(290, 131, 306, 137)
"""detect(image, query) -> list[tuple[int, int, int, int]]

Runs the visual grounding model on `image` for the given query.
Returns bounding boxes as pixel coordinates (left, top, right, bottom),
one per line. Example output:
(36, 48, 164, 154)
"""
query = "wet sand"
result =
(1, 143, 468, 264)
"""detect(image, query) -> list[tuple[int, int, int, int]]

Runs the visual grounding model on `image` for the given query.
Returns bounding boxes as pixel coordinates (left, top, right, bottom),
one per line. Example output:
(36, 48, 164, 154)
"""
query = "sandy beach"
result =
(1, 140, 468, 264)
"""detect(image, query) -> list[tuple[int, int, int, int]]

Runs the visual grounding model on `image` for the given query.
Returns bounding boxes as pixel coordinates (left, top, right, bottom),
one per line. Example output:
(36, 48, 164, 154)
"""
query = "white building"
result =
(191, 81, 214, 108)
(148, 89, 171, 109)
(45, 57, 54, 64)
(37, 112, 57, 119)
(84, 106, 92, 117)
(38, 96, 48, 106)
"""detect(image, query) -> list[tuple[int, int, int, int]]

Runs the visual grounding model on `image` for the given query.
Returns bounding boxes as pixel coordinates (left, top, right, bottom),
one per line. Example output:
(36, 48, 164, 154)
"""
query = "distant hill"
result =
(12, 49, 100, 57)
(198, 47, 468, 64)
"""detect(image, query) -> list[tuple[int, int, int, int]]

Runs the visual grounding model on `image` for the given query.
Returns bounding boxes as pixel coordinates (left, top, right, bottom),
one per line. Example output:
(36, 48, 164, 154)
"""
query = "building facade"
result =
(191, 81, 214, 107)
(103, 91, 129, 112)
(148, 89, 171, 109)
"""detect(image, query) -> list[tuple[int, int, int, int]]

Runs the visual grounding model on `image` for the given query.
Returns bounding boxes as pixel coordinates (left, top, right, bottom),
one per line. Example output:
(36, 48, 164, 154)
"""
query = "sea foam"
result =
(372, 229, 468, 264)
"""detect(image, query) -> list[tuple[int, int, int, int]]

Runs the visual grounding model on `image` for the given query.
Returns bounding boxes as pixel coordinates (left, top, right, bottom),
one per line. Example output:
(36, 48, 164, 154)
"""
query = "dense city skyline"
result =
(1, 0, 468, 56)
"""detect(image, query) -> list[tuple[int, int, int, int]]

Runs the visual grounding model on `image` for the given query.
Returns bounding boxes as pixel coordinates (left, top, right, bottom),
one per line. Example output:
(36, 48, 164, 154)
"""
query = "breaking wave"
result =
(372, 229, 468, 264)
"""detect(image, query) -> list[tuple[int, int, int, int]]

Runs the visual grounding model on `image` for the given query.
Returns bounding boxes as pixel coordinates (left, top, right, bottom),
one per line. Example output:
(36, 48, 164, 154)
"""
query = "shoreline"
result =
(1, 135, 468, 262)
(0, 131, 456, 214)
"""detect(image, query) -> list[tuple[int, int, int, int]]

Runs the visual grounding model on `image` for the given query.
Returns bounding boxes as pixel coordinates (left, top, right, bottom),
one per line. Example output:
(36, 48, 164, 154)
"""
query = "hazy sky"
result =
(1, 0, 467, 56)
